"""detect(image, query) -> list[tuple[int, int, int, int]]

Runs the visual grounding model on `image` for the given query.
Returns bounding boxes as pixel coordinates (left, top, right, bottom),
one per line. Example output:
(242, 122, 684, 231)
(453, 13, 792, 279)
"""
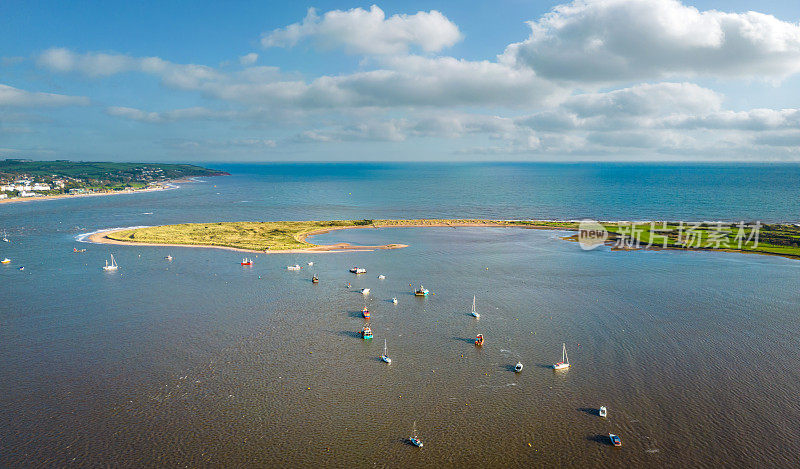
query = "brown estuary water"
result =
(1, 163, 800, 467)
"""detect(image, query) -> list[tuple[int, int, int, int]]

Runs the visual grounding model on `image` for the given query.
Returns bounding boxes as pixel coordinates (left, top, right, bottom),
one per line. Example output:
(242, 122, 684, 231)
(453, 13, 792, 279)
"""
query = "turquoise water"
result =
(1, 163, 799, 467)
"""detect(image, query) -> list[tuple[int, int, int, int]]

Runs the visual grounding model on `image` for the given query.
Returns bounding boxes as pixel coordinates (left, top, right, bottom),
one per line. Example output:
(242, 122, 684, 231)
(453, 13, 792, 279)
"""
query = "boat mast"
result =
(563, 343, 568, 364)
(472, 295, 476, 314)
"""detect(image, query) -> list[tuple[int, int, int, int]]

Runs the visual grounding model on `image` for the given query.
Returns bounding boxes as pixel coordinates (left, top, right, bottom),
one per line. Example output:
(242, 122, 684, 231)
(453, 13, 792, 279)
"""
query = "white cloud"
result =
(239, 53, 258, 65)
(501, 0, 800, 82)
(0, 83, 89, 107)
(262, 5, 462, 55)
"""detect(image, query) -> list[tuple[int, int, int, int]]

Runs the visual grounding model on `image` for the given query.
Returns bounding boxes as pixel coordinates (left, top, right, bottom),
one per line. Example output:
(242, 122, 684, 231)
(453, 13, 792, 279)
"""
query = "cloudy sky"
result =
(2, 0, 800, 162)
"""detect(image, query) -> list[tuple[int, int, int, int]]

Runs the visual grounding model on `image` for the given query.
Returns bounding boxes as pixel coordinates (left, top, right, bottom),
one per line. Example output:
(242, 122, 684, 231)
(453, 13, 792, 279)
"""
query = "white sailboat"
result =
(514, 362, 523, 372)
(2, 230, 9, 242)
(599, 406, 607, 417)
(553, 342, 570, 370)
(409, 421, 423, 447)
(103, 254, 119, 271)
(471, 295, 480, 318)
(380, 339, 391, 364)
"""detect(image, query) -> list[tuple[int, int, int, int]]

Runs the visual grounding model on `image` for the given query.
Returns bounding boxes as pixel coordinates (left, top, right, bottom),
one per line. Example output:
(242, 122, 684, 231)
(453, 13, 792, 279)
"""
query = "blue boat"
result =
(361, 324, 373, 339)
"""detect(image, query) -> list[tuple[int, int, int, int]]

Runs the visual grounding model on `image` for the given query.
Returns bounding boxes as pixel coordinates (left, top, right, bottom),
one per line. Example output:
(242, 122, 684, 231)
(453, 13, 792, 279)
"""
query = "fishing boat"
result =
(73, 247, 86, 253)
(414, 285, 429, 296)
(1, 258, 11, 264)
(475, 334, 484, 346)
(362, 303, 370, 319)
(312, 275, 319, 284)
(350, 267, 366, 274)
(409, 421, 423, 447)
(103, 254, 118, 271)
(553, 343, 570, 370)
(287, 264, 301, 270)
(380, 339, 391, 364)
(378, 274, 386, 280)
(609, 433, 622, 447)
(165, 255, 173, 261)
(599, 406, 608, 418)
(515, 362, 523, 372)
(360, 288, 370, 295)
(241, 258, 252, 266)
(391, 297, 398, 304)
(360, 324, 373, 339)
(471, 295, 480, 318)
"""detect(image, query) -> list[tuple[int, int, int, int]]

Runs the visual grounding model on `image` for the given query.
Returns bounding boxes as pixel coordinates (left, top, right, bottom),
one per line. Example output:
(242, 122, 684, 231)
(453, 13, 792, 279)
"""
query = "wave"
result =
(75, 225, 151, 243)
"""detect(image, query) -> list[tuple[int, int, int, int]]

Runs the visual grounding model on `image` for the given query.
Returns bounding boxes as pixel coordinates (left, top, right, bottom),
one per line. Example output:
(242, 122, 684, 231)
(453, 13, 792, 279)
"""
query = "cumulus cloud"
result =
(106, 106, 231, 123)
(239, 53, 258, 65)
(501, 0, 800, 82)
(261, 5, 462, 54)
(0, 83, 89, 107)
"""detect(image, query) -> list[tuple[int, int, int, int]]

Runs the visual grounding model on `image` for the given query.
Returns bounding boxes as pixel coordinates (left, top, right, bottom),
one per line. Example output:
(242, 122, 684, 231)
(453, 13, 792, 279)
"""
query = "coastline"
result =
(0, 183, 178, 205)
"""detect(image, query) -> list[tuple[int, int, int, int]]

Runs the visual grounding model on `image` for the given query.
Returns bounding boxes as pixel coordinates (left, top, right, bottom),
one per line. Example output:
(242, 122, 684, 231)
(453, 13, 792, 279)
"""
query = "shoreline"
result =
(0, 184, 177, 205)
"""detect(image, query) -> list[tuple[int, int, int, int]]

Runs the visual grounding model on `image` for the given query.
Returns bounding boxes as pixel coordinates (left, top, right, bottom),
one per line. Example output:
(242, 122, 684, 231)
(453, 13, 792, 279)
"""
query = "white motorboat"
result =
(514, 362, 523, 372)
(349, 267, 366, 274)
(307, 261, 314, 266)
(378, 274, 386, 279)
(360, 288, 370, 295)
(391, 297, 398, 304)
(287, 264, 301, 270)
(599, 406, 607, 417)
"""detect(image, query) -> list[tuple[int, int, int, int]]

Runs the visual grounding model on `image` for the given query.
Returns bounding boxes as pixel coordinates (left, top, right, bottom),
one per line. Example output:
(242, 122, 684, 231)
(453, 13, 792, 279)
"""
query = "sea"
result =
(1, 163, 799, 468)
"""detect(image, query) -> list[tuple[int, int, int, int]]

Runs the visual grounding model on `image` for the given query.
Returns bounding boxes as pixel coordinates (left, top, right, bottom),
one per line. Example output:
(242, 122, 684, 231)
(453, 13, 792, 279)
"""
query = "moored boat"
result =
(241, 258, 252, 266)
(380, 339, 391, 364)
(609, 433, 622, 447)
(378, 274, 386, 279)
(553, 343, 570, 370)
(360, 288, 370, 295)
(165, 255, 173, 261)
(1, 258, 10, 264)
(361, 324, 373, 339)
(391, 297, 398, 304)
(409, 421, 423, 447)
(475, 334, 484, 346)
(287, 264, 301, 270)
(362, 304, 370, 319)
(414, 285, 429, 296)
(312, 274, 319, 283)
(514, 362, 523, 372)
(599, 406, 607, 417)
(103, 254, 118, 271)
(350, 267, 366, 274)
(471, 295, 480, 318)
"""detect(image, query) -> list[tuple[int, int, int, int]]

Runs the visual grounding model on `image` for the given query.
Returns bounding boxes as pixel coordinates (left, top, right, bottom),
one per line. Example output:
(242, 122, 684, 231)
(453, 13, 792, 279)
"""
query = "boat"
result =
(475, 334, 484, 346)
(1, 258, 10, 264)
(380, 339, 391, 364)
(350, 267, 366, 274)
(241, 258, 252, 266)
(609, 433, 622, 447)
(515, 362, 523, 372)
(312, 275, 319, 283)
(378, 274, 386, 280)
(392, 297, 398, 304)
(553, 343, 570, 370)
(471, 295, 480, 318)
(362, 302, 370, 319)
(307, 261, 314, 266)
(103, 254, 118, 271)
(18, 266, 24, 270)
(2, 230, 9, 242)
(73, 247, 86, 253)
(165, 255, 173, 261)
(599, 406, 608, 418)
(409, 421, 423, 447)
(414, 285, 429, 296)
(360, 324, 373, 339)
(287, 264, 301, 270)
(360, 288, 370, 295)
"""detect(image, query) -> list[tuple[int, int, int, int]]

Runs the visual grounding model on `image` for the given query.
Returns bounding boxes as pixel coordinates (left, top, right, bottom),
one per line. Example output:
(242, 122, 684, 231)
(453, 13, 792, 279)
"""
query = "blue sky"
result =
(2, 0, 800, 162)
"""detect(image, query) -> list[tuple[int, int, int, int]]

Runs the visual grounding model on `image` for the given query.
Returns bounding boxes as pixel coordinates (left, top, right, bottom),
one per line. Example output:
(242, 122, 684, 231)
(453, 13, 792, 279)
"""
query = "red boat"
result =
(362, 306, 370, 319)
(475, 334, 484, 346)
(241, 257, 252, 266)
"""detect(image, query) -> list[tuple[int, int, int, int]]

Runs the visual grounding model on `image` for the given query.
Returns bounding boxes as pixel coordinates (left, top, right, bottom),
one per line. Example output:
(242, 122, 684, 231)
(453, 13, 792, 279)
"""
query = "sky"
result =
(2, 0, 800, 162)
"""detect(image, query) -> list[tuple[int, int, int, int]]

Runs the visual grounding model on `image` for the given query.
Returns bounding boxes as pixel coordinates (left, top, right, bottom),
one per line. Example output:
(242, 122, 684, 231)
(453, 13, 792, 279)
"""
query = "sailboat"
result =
(2, 230, 9, 242)
(471, 295, 480, 318)
(408, 421, 423, 447)
(553, 343, 570, 370)
(380, 339, 391, 364)
(103, 254, 119, 271)
(514, 362, 523, 372)
(599, 406, 608, 418)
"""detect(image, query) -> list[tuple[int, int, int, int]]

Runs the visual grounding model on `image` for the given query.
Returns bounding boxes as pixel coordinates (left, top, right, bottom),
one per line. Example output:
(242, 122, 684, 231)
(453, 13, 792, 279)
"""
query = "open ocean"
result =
(1, 163, 799, 467)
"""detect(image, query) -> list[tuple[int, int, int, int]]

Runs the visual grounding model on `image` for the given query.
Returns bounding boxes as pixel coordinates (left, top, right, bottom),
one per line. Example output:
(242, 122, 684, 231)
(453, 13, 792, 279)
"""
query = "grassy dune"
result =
(104, 219, 579, 251)
(104, 219, 800, 259)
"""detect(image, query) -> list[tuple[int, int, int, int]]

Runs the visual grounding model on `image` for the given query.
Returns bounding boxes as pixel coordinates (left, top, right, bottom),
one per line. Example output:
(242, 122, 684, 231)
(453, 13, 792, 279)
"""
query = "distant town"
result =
(0, 159, 227, 201)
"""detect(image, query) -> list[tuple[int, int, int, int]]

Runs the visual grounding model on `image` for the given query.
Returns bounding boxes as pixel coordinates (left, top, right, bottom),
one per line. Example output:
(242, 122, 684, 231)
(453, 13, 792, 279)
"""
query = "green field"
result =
(104, 219, 800, 259)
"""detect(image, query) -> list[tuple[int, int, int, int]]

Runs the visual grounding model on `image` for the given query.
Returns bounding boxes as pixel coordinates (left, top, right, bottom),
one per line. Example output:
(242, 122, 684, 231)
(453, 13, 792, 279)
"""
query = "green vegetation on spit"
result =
(0, 159, 228, 181)
(104, 220, 800, 259)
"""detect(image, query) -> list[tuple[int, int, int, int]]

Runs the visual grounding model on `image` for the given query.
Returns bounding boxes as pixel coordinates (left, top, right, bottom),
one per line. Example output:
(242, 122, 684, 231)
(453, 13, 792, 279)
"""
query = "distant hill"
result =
(0, 160, 229, 182)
